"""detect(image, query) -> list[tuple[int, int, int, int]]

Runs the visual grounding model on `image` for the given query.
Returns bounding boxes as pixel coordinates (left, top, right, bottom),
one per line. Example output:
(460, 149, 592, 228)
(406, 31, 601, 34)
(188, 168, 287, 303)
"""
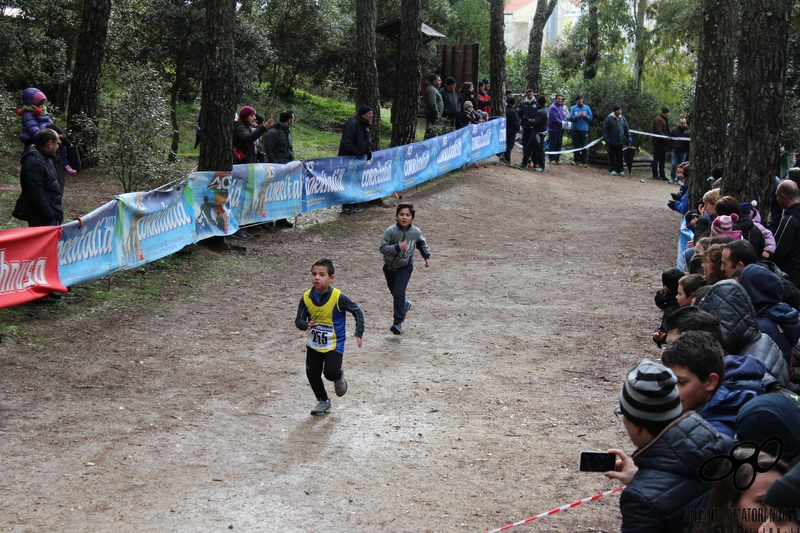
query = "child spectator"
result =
(677, 274, 705, 307)
(694, 188, 721, 241)
(604, 360, 727, 533)
(18, 87, 77, 174)
(668, 162, 690, 214)
(652, 267, 684, 347)
(662, 331, 757, 439)
(711, 214, 743, 239)
(715, 196, 765, 255)
(379, 203, 431, 335)
(294, 259, 364, 416)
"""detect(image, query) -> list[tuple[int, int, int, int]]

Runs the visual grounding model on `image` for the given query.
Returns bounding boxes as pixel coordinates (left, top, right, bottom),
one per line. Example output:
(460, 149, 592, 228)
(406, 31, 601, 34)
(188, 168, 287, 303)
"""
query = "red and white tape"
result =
(486, 486, 624, 533)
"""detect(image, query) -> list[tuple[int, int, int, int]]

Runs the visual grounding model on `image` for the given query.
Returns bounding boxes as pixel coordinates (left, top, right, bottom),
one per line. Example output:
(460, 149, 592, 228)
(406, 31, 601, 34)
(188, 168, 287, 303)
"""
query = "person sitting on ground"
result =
(677, 274, 705, 307)
(737, 264, 800, 369)
(736, 393, 800, 468)
(702, 244, 727, 285)
(662, 331, 758, 439)
(711, 214, 743, 240)
(694, 188, 720, 241)
(715, 196, 765, 256)
(701, 452, 787, 533)
(504, 97, 520, 165)
(604, 360, 727, 533)
(668, 162, 690, 214)
(681, 210, 701, 269)
(740, 201, 775, 258)
(455, 101, 481, 129)
(663, 307, 768, 397)
(761, 461, 800, 532)
(692, 284, 712, 304)
(653, 267, 684, 347)
(697, 280, 792, 389)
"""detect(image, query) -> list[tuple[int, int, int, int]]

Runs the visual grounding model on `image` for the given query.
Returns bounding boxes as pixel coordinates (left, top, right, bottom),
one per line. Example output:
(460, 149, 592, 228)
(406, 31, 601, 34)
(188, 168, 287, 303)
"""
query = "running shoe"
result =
(334, 372, 348, 397)
(310, 399, 332, 416)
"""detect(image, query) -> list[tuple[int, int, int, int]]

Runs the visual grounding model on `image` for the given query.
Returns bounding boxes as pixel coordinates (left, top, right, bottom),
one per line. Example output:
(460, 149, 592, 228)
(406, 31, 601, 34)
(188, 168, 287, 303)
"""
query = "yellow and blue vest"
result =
(303, 288, 347, 353)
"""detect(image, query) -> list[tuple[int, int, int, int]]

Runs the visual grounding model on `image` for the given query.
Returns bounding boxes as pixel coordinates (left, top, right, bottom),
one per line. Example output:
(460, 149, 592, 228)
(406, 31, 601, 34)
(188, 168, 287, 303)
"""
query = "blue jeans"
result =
(571, 130, 589, 164)
(671, 150, 688, 181)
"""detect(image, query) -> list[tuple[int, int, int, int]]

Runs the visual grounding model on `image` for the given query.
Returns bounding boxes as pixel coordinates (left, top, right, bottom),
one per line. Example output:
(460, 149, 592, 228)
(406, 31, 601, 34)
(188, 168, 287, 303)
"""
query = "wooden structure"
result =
(437, 44, 480, 89)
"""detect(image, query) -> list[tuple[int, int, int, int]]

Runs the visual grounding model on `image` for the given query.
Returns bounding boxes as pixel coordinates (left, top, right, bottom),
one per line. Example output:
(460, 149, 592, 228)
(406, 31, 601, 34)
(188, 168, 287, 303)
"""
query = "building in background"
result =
(504, 0, 584, 54)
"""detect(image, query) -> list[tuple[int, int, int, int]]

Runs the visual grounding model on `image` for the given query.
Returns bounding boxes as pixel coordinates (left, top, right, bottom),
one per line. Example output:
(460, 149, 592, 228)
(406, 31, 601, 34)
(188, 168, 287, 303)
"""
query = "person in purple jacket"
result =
(547, 94, 566, 165)
(17, 87, 77, 174)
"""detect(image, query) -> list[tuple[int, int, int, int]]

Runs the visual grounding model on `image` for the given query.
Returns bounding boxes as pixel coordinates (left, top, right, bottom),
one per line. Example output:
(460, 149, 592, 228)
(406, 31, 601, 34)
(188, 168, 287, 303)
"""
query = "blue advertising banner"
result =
(57, 199, 120, 287)
(302, 156, 353, 212)
(434, 128, 470, 174)
(188, 170, 238, 240)
(240, 161, 304, 225)
(114, 189, 195, 269)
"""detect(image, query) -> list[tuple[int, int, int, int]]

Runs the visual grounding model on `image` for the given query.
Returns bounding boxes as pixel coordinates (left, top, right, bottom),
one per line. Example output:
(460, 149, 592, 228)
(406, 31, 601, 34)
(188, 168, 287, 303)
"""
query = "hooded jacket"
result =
(773, 202, 800, 289)
(698, 354, 764, 438)
(18, 87, 55, 145)
(698, 280, 791, 389)
(232, 120, 268, 164)
(547, 101, 566, 131)
(738, 264, 800, 363)
(736, 393, 800, 468)
(751, 209, 776, 254)
(621, 413, 727, 533)
(338, 114, 372, 159)
(440, 87, 460, 120)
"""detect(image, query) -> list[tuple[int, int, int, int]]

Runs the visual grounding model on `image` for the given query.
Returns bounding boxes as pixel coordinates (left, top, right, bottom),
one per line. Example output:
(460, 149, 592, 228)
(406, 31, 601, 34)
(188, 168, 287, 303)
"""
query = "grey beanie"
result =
(619, 360, 682, 427)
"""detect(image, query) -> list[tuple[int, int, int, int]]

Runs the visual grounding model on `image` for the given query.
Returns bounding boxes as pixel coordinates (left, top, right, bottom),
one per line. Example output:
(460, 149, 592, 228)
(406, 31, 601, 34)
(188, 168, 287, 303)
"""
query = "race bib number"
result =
(307, 324, 334, 351)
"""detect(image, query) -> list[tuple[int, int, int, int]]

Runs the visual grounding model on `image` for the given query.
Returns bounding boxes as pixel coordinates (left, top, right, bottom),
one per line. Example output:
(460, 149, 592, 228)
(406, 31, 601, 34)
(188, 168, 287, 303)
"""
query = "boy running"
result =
(379, 203, 431, 334)
(295, 259, 364, 416)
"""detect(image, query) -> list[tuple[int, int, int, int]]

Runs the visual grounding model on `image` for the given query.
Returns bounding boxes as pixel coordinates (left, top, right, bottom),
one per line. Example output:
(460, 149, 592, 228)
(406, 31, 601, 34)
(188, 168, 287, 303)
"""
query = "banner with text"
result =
(0, 226, 66, 307)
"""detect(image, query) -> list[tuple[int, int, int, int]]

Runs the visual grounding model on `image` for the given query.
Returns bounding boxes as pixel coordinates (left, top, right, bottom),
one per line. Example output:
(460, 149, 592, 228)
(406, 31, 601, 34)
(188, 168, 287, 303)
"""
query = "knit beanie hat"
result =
(662, 267, 684, 294)
(619, 360, 682, 427)
(764, 461, 800, 512)
(735, 393, 800, 467)
(612, 104, 622, 112)
(357, 105, 373, 116)
(238, 106, 256, 121)
(711, 213, 740, 237)
(32, 90, 47, 105)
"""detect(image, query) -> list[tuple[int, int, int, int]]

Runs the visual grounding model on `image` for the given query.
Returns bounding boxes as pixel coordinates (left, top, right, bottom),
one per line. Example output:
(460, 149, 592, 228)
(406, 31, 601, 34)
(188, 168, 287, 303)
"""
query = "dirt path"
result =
(0, 161, 679, 532)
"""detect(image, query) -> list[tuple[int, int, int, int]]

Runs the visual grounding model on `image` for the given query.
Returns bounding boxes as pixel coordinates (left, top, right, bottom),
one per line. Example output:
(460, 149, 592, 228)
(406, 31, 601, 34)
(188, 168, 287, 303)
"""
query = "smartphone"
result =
(578, 451, 617, 472)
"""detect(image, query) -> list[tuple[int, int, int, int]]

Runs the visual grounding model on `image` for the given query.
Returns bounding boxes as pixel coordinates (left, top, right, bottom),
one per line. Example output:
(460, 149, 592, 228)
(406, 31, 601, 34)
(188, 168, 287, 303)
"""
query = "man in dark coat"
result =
(338, 105, 373, 214)
(262, 109, 297, 228)
(439, 77, 460, 128)
(516, 89, 537, 168)
(669, 117, 690, 183)
(263, 110, 295, 164)
(774, 179, 800, 289)
(605, 360, 727, 533)
(16, 128, 63, 227)
(651, 105, 671, 181)
(504, 97, 521, 165)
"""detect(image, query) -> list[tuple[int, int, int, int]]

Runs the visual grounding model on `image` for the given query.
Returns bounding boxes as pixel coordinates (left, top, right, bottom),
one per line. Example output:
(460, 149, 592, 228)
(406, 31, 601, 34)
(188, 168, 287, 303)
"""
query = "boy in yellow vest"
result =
(295, 259, 364, 415)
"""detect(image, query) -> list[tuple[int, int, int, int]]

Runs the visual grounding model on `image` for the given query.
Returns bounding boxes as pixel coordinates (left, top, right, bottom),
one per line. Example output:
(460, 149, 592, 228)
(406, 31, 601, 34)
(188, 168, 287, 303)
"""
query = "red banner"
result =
(0, 226, 67, 308)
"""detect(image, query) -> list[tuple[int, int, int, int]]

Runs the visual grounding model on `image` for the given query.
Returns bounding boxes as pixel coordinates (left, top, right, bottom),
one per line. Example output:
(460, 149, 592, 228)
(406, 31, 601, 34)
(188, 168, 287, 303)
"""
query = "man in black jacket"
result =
(262, 110, 296, 228)
(515, 89, 537, 168)
(338, 105, 373, 214)
(16, 128, 63, 227)
(774, 179, 800, 288)
(439, 77, 460, 128)
(520, 96, 547, 171)
(669, 117, 690, 183)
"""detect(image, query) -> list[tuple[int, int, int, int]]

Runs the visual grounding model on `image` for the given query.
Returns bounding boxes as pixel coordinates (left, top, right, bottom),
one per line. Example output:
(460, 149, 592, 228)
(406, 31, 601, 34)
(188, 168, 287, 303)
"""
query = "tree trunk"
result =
(526, 0, 558, 92)
(631, 0, 648, 89)
(688, 0, 738, 207)
(584, 0, 599, 80)
(169, 58, 183, 162)
(67, 0, 111, 168)
(198, 0, 236, 172)
(489, 0, 506, 117)
(723, 0, 792, 212)
(390, 0, 422, 147)
(355, 0, 381, 150)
